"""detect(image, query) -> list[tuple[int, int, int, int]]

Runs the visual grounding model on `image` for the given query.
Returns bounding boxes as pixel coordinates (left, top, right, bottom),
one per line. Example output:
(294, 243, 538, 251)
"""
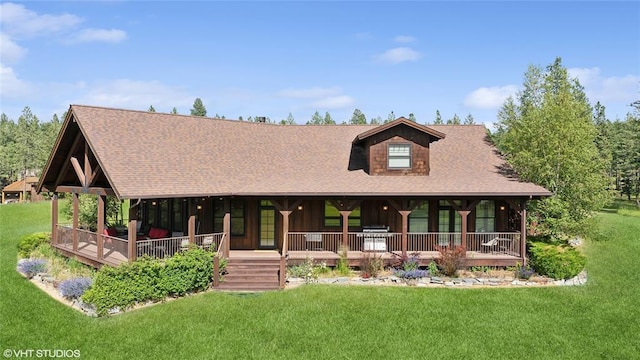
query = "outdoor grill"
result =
(362, 225, 389, 251)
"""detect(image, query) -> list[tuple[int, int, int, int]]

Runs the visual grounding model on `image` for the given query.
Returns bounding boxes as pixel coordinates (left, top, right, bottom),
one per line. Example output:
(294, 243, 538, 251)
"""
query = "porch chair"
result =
(305, 233, 323, 251)
(481, 237, 500, 254)
(202, 236, 214, 250)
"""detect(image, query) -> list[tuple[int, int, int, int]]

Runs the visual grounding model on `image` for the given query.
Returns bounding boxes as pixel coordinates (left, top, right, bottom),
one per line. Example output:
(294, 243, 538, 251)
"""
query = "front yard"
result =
(1, 201, 639, 359)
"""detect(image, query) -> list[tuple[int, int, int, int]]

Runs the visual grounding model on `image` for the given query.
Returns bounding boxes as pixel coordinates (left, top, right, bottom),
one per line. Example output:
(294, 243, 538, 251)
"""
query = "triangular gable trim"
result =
(353, 117, 446, 143)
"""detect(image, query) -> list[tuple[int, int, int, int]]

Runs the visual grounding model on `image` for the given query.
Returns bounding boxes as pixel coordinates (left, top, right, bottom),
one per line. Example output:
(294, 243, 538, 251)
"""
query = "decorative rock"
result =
(444, 281, 454, 286)
(463, 278, 477, 284)
(336, 277, 349, 283)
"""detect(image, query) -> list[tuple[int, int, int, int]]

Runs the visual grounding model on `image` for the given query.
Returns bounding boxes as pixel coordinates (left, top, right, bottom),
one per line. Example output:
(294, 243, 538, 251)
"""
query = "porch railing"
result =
(407, 232, 462, 251)
(102, 235, 129, 264)
(56, 225, 73, 248)
(466, 232, 521, 256)
(287, 232, 343, 252)
(347, 232, 402, 252)
(136, 232, 225, 259)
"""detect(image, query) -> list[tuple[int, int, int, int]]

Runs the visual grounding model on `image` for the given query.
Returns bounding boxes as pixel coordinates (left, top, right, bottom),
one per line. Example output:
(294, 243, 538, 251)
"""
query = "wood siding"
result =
(366, 133, 430, 176)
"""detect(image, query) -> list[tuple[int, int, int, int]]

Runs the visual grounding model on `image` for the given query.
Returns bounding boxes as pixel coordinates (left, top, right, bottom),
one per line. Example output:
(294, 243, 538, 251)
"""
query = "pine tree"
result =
(464, 113, 475, 125)
(190, 98, 207, 116)
(433, 110, 443, 125)
(148, 105, 156, 112)
(349, 109, 367, 124)
(323, 112, 335, 124)
(170, 107, 178, 114)
(447, 114, 461, 124)
(384, 111, 396, 123)
(408, 113, 417, 122)
(370, 116, 382, 125)
(308, 111, 323, 125)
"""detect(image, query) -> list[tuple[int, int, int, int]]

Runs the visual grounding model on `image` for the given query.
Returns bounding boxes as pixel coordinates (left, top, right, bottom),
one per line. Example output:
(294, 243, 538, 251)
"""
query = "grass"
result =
(1, 201, 640, 359)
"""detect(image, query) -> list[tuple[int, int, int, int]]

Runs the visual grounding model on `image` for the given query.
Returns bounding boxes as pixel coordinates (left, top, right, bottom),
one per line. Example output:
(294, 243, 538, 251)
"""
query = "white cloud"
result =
(374, 47, 422, 64)
(0, 2, 82, 38)
(464, 85, 519, 109)
(71, 79, 194, 111)
(394, 35, 416, 43)
(569, 67, 639, 103)
(311, 95, 355, 109)
(0, 33, 27, 64)
(67, 28, 127, 44)
(0, 64, 32, 99)
(277, 86, 342, 99)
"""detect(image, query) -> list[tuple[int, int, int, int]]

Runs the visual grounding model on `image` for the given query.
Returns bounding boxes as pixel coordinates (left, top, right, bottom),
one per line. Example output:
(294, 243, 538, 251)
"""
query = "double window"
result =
(324, 201, 361, 227)
(409, 201, 429, 232)
(475, 200, 495, 232)
(388, 143, 412, 169)
(213, 199, 246, 236)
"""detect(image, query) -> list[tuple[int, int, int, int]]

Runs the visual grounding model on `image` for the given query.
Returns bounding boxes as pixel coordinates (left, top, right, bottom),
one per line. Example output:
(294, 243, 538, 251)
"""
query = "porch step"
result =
(216, 257, 282, 291)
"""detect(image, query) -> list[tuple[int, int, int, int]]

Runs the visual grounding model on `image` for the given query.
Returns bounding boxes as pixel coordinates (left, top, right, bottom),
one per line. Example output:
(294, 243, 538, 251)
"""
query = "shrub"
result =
(528, 242, 586, 280)
(288, 257, 327, 283)
(360, 252, 383, 278)
(394, 269, 428, 280)
(82, 256, 166, 316)
(158, 247, 214, 296)
(428, 261, 439, 276)
(435, 245, 466, 277)
(17, 232, 51, 258)
(17, 258, 47, 278)
(336, 246, 350, 276)
(59, 277, 93, 299)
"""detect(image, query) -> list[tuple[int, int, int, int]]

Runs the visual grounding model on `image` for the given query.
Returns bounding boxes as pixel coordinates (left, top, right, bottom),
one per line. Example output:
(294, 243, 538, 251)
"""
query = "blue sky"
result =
(1, 1, 638, 127)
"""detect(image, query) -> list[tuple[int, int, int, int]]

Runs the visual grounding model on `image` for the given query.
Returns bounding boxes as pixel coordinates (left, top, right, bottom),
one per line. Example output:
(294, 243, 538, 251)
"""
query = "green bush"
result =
(17, 232, 51, 258)
(82, 256, 166, 316)
(528, 242, 586, 280)
(158, 247, 214, 296)
(82, 248, 216, 316)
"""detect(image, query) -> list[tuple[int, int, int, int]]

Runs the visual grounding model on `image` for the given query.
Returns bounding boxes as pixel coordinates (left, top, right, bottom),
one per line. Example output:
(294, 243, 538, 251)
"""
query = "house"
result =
(37, 105, 551, 290)
(2, 177, 43, 204)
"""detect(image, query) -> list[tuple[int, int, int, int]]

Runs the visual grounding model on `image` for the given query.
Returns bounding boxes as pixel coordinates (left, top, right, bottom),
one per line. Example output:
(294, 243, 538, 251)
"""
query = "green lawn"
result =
(1, 201, 639, 359)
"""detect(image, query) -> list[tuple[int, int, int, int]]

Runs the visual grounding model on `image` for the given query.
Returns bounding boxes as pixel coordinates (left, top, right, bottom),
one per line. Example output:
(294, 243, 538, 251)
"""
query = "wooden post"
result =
(279, 255, 286, 289)
(51, 194, 58, 245)
(127, 205, 137, 262)
(520, 199, 527, 265)
(458, 210, 471, 249)
(97, 194, 105, 260)
(399, 210, 411, 258)
(339, 210, 351, 250)
(72, 192, 79, 252)
(280, 210, 291, 256)
(223, 198, 231, 257)
(188, 214, 196, 245)
(213, 256, 220, 287)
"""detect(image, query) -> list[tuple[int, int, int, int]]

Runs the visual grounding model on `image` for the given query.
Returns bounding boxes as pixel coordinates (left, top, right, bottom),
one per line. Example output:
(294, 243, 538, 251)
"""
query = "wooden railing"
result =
(407, 232, 462, 251)
(56, 225, 73, 247)
(347, 232, 402, 252)
(287, 232, 343, 252)
(102, 235, 128, 264)
(466, 232, 521, 256)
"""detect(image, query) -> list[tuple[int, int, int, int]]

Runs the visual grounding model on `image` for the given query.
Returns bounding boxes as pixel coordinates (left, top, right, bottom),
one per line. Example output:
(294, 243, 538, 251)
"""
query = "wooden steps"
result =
(216, 257, 282, 291)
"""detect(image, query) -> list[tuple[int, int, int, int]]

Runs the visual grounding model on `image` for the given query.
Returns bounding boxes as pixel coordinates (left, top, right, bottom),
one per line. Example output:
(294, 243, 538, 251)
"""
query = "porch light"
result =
(383, 205, 388, 211)
(297, 205, 303, 211)
(197, 205, 203, 210)
(151, 201, 157, 206)
(499, 206, 506, 211)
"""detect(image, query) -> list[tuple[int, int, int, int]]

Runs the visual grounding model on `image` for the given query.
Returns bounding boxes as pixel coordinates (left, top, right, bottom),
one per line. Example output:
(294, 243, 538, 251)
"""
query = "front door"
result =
(438, 201, 462, 246)
(259, 201, 277, 249)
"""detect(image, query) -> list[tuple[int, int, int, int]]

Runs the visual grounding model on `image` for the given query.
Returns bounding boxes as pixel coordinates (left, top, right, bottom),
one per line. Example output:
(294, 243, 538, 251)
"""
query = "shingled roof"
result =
(38, 105, 551, 200)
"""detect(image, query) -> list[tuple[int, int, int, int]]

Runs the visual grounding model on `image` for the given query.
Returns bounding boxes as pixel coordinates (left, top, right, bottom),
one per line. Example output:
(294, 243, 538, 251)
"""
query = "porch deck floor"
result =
(55, 241, 127, 267)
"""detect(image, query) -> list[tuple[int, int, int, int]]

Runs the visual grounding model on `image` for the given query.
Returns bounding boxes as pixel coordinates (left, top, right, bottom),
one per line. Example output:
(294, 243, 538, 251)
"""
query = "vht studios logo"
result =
(3, 349, 81, 358)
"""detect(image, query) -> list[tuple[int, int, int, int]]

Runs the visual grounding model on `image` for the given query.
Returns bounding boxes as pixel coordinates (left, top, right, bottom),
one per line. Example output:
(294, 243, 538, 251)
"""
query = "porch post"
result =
(280, 210, 291, 256)
(399, 211, 411, 258)
(51, 194, 58, 245)
(339, 210, 351, 250)
(97, 194, 105, 260)
(458, 210, 471, 249)
(520, 199, 527, 265)
(223, 198, 230, 257)
(127, 206, 137, 262)
(188, 214, 196, 245)
(72, 192, 79, 252)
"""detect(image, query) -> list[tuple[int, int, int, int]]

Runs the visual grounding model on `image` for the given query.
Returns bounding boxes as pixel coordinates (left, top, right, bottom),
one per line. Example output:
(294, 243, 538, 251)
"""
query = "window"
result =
(213, 199, 245, 236)
(324, 201, 361, 227)
(475, 200, 495, 232)
(409, 202, 429, 232)
(171, 198, 184, 232)
(388, 143, 411, 169)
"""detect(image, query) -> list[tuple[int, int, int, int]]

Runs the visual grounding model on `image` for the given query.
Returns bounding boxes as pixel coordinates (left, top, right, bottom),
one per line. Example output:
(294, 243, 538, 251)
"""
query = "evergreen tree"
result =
(190, 98, 207, 116)
(433, 110, 443, 125)
(323, 112, 336, 125)
(447, 114, 461, 124)
(349, 109, 367, 124)
(308, 111, 323, 125)
(238, 116, 244, 121)
(495, 57, 610, 235)
(464, 113, 475, 125)
(408, 113, 417, 122)
(370, 116, 382, 125)
(148, 105, 156, 112)
(385, 111, 396, 123)
(170, 107, 178, 114)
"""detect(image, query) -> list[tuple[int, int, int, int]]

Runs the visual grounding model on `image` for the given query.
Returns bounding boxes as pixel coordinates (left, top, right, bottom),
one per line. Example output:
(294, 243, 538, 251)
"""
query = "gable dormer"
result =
(352, 117, 445, 176)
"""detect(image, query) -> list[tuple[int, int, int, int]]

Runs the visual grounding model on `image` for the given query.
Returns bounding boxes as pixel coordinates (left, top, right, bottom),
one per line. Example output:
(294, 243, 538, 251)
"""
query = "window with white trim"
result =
(388, 144, 411, 169)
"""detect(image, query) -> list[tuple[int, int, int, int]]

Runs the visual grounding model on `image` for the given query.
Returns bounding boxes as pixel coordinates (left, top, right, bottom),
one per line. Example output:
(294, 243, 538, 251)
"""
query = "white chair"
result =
(481, 237, 499, 254)
(202, 236, 214, 249)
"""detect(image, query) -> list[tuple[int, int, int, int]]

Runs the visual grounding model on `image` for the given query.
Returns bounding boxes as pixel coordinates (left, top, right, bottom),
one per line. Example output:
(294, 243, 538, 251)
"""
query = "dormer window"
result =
(388, 143, 411, 169)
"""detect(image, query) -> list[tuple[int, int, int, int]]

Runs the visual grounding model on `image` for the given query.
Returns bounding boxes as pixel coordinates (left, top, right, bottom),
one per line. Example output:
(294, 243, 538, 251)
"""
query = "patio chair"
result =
(202, 236, 214, 250)
(305, 233, 323, 251)
(481, 237, 500, 254)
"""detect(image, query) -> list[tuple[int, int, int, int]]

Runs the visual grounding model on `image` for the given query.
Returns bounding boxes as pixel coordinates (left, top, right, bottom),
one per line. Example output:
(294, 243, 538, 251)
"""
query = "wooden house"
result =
(37, 105, 551, 290)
